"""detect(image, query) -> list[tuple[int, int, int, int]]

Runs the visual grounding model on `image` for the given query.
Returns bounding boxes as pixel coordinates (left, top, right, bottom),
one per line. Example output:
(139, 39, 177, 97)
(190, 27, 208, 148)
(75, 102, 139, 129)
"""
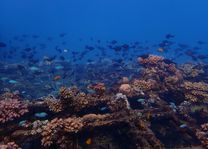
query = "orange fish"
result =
(85, 138, 92, 145)
(53, 75, 61, 81)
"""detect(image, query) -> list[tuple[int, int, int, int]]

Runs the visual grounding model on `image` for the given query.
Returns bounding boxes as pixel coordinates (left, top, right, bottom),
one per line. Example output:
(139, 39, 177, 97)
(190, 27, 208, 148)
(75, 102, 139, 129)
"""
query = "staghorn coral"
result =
(0, 56, 208, 149)
(30, 120, 48, 135)
(0, 142, 21, 149)
(136, 55, 183, 94)
(180, 63, 204, 78)
(41, 117, 83, 147)
(41, 118, 64, 146)
(138, 55, 164, 65)
(132, 79, 158, 91)
(183, 81, 208, 102)
(0, 98, 28, 123)
(196, 123, 208, 148)
(41, 110, 164, 149)
(45, 96, 63, 113)
(0, 92, 20, 101)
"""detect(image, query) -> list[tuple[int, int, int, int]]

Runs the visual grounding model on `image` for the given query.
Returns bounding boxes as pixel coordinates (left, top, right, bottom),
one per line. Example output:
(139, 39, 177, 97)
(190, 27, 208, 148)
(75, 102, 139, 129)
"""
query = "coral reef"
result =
(0, 55, 208, 149)
(0, 142, 22, 149)
(196, 123, 208, 148)
(180, 63, 205, 78)
(0, 97, 28, 123)
(183, 81, 208, 102)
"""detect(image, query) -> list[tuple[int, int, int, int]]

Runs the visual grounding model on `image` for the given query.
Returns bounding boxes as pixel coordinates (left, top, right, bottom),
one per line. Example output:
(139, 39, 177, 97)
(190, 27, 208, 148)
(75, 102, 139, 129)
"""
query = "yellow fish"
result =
(85, 138, 92, 145)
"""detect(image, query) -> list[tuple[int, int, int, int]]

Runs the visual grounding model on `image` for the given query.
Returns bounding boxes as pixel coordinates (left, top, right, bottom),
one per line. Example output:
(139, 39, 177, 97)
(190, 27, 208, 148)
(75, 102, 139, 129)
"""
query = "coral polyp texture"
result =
(0, 55, 208, 149)
(0, 142, 22, 149)
(0, 97, 28, 123)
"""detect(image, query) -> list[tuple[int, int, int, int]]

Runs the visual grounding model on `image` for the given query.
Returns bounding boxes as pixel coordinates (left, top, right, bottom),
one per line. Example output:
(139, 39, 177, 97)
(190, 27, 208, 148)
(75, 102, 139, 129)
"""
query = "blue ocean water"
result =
(1, 1, 208, 149)
(0, 0, 208, 63)
(0, 0, 208, 97)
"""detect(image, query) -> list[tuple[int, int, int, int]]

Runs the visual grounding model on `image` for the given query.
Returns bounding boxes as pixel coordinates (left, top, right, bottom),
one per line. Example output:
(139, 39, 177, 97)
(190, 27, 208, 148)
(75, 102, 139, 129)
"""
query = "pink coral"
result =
(138, 55, 164, 65)
(0, 98, 28, 123)
(119, 84, 131, 94)
(0, 142, 21, 149)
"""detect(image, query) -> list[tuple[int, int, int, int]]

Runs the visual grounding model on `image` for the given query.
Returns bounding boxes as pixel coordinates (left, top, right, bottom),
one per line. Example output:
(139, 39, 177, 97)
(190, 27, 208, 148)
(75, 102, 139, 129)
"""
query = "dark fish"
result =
(85, 45, 95, 51)
(29, 59, 39, 64)
(59, 56, 65, 61)
(72, 51, 79, 55)
(21, 54, 27, 59)
(165, 34, 175, 39)
(17, 64, 26, 72)
(197, 54, 208, 60)
(110, 40, 117, 45)
(112, 46, 122, 51)
(32, 35, 39, 38)
(185, 50, 198, 61)
(62, 41, 67, 45)
(39, 43, 46, 49)
(24, 48, 33, 52)
(0, 42, 7, 48)
(122, 44, 130, 50)
(22, 34, 28, 38)
(87, 59, 94, 63)
(13, 36, 19, 40)
(159, 40, 171, 48)
(197, 40, 206, 45)
(59, 33, 67, 37)
(55, 47, 62, 53)
(47, 37, 53, 41)
(178, 43, 189, 49)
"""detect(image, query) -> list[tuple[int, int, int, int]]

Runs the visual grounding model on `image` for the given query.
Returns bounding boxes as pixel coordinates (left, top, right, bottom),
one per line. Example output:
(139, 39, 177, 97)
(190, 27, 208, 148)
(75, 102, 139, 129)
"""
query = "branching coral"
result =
(183, 81, 208, 102)
(30, 120, 48, 135)
(180, 63, 204, 78)
(196, 123, 208, 148)
(41, 117, 83, 147)
(41, 111, 164, 149)
(0, 142, 22, 149)
(45, 96, 63, 113)
(0, 98, 28, 123)
(138, 55, 164, 65)
(0, 55, 207, 149)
